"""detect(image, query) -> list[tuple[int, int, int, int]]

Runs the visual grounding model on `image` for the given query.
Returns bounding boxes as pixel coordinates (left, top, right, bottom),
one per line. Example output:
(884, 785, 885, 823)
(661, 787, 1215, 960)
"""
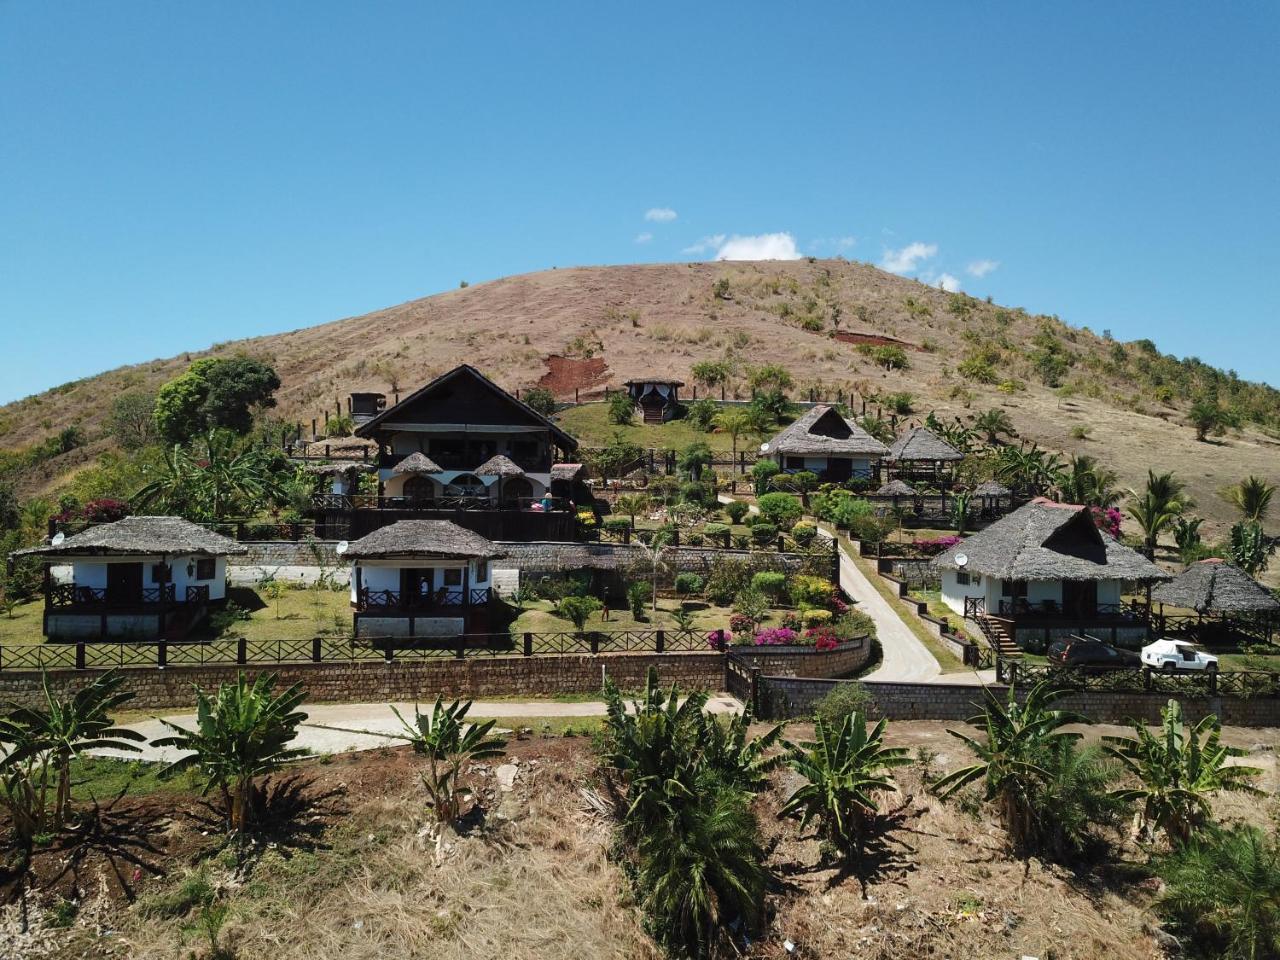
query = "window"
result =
(956, 571, 971, 586)
(443, 568, 463, 587)
(151, 564, 170, 584)
(474, 559, 488, 582)
(195, 558, 216, 581)
(785, 456, 804, 470)
(1001, 579, 1028, 598)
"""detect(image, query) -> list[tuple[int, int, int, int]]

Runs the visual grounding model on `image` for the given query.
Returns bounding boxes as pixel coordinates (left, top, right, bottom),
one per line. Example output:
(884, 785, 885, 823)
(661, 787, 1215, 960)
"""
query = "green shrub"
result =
(789, 574, 834, 608)
(686, 397, 718, 431)
(626, 582, 648, 619)
(751, 460, 780, 495)
(705, 558, 750, 605)
(749, 523, 778, 546)
(602, 516, 632, 535)
(813, 683, 874, 726)
(678, 481, 713, 506)
(732, 586, 770, 625)
(556, 595, 603, 630)
(750, 571, 786, 599)
(791, 521, 817, 546)
(674, 573, 704, 596)
(522, 386, 557, 416)
(608, 391, 635, 424)
(702, 522, 729, 538)
(724, 500, 750, 524)
(802, 609, 832, 628)
(756, 492, 803, 529)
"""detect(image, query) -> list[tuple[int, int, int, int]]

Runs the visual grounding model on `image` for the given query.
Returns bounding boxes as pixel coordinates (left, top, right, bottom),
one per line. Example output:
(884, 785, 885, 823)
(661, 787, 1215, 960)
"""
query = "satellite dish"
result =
(758, 443, 769, 453)
(955, 553, 968, 567)
(51, 532, 65, 546)
(335, 540, 349, 556)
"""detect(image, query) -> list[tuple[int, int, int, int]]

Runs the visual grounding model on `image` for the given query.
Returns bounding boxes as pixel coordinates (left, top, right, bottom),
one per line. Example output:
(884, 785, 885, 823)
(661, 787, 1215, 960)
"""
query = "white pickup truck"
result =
(1140, 638, 1219, 673)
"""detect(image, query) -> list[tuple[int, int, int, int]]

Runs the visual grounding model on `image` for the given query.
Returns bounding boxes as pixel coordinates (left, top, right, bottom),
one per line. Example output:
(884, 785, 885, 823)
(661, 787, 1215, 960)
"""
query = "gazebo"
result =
(475, 454, 530, 507)
(972, 479, 1013, 518)
(387, 451, 445, 500)
(1151, 559, 1280, 643)
(876, 479, 916, 501)
(886, 427, 963, 484)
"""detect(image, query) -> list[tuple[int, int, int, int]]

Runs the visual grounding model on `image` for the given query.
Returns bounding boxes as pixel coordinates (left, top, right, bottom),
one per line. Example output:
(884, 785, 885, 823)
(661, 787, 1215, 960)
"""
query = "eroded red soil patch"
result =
(538, 355, 610, 398)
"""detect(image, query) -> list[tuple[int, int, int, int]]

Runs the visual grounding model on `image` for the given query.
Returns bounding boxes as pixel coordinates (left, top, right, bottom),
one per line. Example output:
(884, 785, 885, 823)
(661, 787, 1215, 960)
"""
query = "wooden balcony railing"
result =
(46, 582, 212, 610)
(355, 586, 492, 613)
(313, 494, 572, 513)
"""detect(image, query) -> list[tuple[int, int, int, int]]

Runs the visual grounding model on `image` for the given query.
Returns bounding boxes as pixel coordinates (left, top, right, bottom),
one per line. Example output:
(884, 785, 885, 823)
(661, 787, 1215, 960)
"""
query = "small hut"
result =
(972, 479, 1012, 518)
(475, 454, 532, 507)
(345, 520, 504, 638)
(886, 427, 963, 484)
(1152, 558, 1280, 642)
(760, 405, 889, 481)
(386, 451, 445, 500)
(624, 378, 684, 423)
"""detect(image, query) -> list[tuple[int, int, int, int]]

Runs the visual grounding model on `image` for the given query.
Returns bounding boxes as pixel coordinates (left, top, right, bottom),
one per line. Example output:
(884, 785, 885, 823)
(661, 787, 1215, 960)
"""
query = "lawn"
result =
(554, 401, 764, 456)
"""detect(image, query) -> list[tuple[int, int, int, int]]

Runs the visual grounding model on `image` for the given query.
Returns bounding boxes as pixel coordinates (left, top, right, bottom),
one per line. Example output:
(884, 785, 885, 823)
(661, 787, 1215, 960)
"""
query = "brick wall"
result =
(757, 675, 1280, 727)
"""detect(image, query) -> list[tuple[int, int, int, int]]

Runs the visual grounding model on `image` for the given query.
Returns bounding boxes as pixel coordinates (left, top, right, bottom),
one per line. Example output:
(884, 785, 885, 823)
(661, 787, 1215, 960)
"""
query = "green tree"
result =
(746, 364, 793, 394)
(1225, 476, 1276, 524)
(749, 388, 791, 426)
(153, 357, 280, 444)
(521, 386, 557, 416)
(1054, 453, 1122, 508)
(1127, 469, 1190, 558)
(608, 390, 635, 425)
(1172, 516, 1208, 565)
(557, 594, 603, 630)
(108, 391, 158, 451)
(135, 432, 285, 520)
(393, 698, 507, 835)
(1103, 700, 1262, 847)
(712, 408, 755, 464)
(678, 441, 713, 481)
(685, 397, 718, 430)
(614, 493, 651, 525)
(585, 432, 643, 484)
(1189, 397, 1237, 442)
(153, 673, 308, 833)
(1228, 520, 1276, 576)
(750, 459, 780, 496)
(972, 408, 1017, 445)
(691, 360, 732, 390)
(781, 712, 910, 857)
(756, 491, 802, 529)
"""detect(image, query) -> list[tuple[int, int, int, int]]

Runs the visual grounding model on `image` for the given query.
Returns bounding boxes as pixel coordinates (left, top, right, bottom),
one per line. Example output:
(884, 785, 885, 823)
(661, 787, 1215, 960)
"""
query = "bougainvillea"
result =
(753, 627, 798, 646)
(706, 629, 731, 652)
(910, 535, 963, 556)
(1090, 506, 1123, 539)
(805, 626, 840, 651)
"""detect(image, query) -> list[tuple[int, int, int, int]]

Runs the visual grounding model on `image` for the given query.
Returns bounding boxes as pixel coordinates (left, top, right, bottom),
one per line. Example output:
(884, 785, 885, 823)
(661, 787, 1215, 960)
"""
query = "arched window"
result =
(445, 473, 486, 497)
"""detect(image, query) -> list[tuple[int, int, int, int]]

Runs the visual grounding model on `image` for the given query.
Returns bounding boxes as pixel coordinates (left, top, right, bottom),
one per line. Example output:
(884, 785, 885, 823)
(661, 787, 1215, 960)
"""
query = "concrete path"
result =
(99, 695, 743, 762)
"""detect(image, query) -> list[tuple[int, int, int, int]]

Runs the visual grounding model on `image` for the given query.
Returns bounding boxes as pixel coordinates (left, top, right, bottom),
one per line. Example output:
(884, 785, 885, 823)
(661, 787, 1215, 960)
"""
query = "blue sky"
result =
(2, 2, 1277, 403)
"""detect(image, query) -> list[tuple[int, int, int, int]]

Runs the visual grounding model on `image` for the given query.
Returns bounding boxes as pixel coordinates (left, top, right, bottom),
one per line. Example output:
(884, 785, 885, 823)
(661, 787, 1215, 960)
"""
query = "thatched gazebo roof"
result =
(972, 479, 1011, 497)
(887, 427, 963, 463)
(1151, 559, 1280, 615)
(14, 516, 246, 558)
(343, 520, 504, 560)
(550, 463, 584, 481)
(474, 455, 526, 477)
(876, 479, 917, 497)
(761, 405, 889, 457)
(304, 461, 376, 477)
(933, 498, 1170, 583)
(391, 452, 444, 475)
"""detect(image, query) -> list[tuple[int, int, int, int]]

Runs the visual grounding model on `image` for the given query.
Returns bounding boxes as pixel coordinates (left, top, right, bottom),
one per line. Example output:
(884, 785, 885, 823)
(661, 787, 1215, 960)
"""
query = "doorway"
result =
(400, 568, 434, 608)
(106, 563, 143, 605)
(1062, 580, 1098, 619)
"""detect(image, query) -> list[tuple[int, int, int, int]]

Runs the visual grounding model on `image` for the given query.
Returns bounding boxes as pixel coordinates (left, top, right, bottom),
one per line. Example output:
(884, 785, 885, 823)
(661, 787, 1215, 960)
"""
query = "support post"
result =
(75, 643, 86, 670)
(312, 637, 322, 662)
(523, 632, 533, 656)
(655, 629, 665, 654)
(237, 637, 247, 665)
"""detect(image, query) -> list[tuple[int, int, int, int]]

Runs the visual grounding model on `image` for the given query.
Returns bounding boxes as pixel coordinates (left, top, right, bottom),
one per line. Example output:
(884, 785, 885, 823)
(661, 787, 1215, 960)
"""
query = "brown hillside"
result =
(2, 259, 1277, 535)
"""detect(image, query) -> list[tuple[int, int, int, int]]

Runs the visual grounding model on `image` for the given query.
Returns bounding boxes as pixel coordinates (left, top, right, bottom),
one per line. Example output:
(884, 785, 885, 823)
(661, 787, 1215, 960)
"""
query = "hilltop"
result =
(2, 258, 1277, 533)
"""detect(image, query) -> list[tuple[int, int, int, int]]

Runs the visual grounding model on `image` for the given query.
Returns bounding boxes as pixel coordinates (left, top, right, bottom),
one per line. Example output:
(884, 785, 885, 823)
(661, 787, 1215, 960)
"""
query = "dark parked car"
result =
(1047, 636, 1139, 669)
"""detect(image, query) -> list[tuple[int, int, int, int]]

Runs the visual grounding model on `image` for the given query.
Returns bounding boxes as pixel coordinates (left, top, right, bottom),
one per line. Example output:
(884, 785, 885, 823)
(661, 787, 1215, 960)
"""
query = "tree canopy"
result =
(154, 356, 281, 444)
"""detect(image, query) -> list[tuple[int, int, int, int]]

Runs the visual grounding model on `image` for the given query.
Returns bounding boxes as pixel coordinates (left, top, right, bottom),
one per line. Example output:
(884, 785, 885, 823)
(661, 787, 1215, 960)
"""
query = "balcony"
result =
(378, 451, 551, 473)
(46, 583, 210, 611)
(355, 586, 492, 613)
(965, 596, 1151, 650)
(312, 494, 572, 513)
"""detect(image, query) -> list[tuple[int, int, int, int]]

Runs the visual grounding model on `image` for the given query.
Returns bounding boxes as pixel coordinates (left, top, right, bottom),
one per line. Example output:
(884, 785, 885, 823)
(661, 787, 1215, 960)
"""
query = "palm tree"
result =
(393, 698, 507, 835)
(1172, 516, 1207, 566)
(1229, 520, 1276, 577)
(972, 408, 1017, 446)
(153, 673, 308, 833)
(932, 681, 1084, 856)
(1157, 824, 1280, 960)
(1226, 476, 1277, 524)
(614, 493, 652, 526)
(995, 443, 1064, 497)
(1103, 699, 1262, 847)
(781, 712, 911, 855)
(1055, 454, 1122, 508)
(136, 431, 284, 521)
(0, 671, 144, 830)
(712, 408, 755, 466)
(1127, 469, 1189, 558)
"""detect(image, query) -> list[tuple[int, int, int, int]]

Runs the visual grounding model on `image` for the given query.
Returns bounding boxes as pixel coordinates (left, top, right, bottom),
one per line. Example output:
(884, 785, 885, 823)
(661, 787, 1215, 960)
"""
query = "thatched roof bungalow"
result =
(760, 405, 888, 482)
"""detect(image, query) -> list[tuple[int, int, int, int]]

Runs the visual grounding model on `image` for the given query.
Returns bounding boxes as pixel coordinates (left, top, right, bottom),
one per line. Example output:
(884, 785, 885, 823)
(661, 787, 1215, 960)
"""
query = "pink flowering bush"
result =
(706, 629, 731, 651)
(1091, 506, 1123, 539)
(753, 627, 798, 646)
(911, 535, 963, 556)
(729, 613, 755, 635)
(805, 626, 840, 651)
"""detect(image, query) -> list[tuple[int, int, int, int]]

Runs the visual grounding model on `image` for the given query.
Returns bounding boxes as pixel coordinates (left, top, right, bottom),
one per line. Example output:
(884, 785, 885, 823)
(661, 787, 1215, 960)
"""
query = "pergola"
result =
(1151, 558, 1280, 643)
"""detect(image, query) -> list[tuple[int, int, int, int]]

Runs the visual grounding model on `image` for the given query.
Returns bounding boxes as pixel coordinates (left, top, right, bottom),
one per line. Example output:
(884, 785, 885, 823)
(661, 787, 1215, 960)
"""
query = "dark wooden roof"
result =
(354, 364, 577, 451)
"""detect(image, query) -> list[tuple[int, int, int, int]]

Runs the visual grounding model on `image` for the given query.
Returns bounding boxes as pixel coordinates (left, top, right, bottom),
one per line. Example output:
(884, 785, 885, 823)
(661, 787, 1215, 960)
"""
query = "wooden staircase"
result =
(641, 405, 664, 425)
(975, 615, 1021, 659)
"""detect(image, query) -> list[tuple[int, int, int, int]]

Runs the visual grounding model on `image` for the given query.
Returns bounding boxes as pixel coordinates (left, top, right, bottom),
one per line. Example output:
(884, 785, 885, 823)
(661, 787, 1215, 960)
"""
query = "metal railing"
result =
(312, 494, 572, 513)
(997, 659, 1280, 698)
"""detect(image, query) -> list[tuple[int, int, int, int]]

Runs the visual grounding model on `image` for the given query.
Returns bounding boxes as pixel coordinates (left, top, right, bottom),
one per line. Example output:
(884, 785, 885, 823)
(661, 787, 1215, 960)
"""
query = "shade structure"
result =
(391, 451, 444, 475)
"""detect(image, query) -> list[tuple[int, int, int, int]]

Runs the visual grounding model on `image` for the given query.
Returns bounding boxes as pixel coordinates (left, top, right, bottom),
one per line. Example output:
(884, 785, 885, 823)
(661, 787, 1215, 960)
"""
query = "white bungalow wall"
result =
(350, 558, 493, 604)
(781, 455, 877, 478)
(941, 572, 1124, 616)
(70, 556, 229, 601)
(380, 471, 548, 500)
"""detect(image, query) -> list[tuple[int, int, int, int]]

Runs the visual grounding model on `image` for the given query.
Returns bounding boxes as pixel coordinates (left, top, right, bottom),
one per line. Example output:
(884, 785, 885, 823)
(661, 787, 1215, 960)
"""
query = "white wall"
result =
(941, 568, 988, 615)
(70, 555, 227, 601)
(350, 558, 492, 604)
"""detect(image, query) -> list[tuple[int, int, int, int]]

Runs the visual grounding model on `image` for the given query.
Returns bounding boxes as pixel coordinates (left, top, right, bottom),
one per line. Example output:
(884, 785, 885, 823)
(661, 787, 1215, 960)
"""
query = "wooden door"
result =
(106, 563, 143, 604)
(1063, 580, 1098, 618)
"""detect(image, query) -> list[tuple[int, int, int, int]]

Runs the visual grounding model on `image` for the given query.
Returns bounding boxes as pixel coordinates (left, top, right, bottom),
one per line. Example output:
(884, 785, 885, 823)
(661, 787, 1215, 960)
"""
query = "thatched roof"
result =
(972, 479, 1011, 497)
(876, 479, 917, 497)
(550, 463, 584, 481)
(624, 378, 684, 387)
(934, 498, 1170, 582)
(304, 461, 376, 477)
(343, 520, 504, 560)
(761, 405, 889, 458)
(1152, 559, 1280, 614)
(474, 455, 525, 477)
(391, 452, 444, 475)
(14, 516, 246, 558)
(887, 427, 963, 463)
(300, 436, 376, 457)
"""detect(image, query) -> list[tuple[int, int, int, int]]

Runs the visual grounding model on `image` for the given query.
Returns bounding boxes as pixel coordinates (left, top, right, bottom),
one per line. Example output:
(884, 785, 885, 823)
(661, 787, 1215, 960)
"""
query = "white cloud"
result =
(682, 233, 727, 255)
(936, 273, 962, 293)
(634, 232, 653, 244)
(644, 207, 678, 222)
(966, 258, 1000, 278)
(880, 241, 938, 274)
(714, 232, 802, 261)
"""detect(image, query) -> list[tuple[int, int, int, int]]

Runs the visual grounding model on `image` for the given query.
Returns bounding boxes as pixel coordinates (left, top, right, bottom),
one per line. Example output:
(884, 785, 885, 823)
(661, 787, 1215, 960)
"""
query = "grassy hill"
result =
(2, 258, 1278, 534)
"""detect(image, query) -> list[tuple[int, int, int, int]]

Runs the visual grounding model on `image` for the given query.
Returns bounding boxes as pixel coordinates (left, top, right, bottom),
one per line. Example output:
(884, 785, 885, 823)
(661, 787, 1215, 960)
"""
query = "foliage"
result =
(393, 697, 507, 828)
(690, 360, 732, 389)
(587, 432, 644, 482)
(754, 627, 798, 646)
(1228, 520, 1276, 576)
(705, 557, 751, 605)
(813, 683, 875, 726)
(108, 390, 158, 450)
(678, 441, 713, 481)
(731, 586, 770, 627)
(1226, 476, 1276, 524)
(749, 570, 787, 599)
(749, 387, 791, 426)
(750, 459, 780, 495)
(756, 491, 802, 529)
(0, 670, 143, 839)
(972, 408, 1016, 444)
(154, 356, 281, 443)
(746, 364, 793, 393)
(1127, 469, 1190, 557)
(749, 521, 777, 546)
(1155, 824, 1280, 960)
(607, 391, 635, 425)
(685, 397, 718, 431)
(781, 713, 910, 854)
(711, 408, 755, 460)
(1189, 397, 1238, 442)
(1103, 700, 1261, 847)
(674, 572, 703, 596)
(153, 672, 308, 833)
(958, 356, 998, 383)
(134, 431, 288, 521)
(627, 581, 648, 619)
(869, 345, 909, 370)
(1054, 453, 1122, 508)
(790, 520, 817, 546)
(1173, 515, 1209, 565)
(723, 499, 750, 524)
(521, 386, 557, 416)
(557, 594, 604, 630)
